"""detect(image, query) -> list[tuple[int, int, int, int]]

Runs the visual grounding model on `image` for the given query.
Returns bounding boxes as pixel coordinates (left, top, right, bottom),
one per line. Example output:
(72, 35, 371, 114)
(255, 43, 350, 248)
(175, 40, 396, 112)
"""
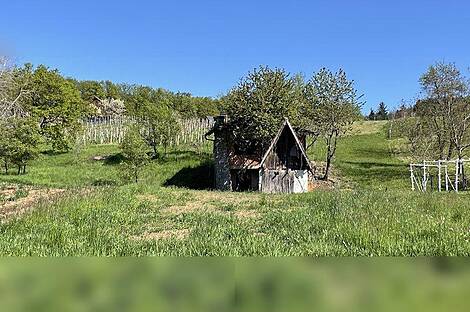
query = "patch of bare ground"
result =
(310, 179, 336, 191)
(0, 188, 66, 223)
(312, 164, 345, 190)
(131, 229, 190, 241)
(90, 155, 108, 161)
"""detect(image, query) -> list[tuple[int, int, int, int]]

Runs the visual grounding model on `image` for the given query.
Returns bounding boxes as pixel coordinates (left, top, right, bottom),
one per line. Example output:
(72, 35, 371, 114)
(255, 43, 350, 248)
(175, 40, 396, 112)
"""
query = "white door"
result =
(293, 170, 308, 193)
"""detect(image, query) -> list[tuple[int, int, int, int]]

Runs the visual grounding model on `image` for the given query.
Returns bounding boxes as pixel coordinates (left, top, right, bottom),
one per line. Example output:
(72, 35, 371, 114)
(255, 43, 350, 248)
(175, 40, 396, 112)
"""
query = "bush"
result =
(120, 125, 149, 183)
(0, 117, 42, 174)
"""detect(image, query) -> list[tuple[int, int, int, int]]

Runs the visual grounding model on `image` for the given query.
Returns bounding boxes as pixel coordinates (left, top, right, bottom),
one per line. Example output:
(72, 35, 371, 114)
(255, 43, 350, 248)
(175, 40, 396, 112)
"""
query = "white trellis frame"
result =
(410, 159, 470, 192)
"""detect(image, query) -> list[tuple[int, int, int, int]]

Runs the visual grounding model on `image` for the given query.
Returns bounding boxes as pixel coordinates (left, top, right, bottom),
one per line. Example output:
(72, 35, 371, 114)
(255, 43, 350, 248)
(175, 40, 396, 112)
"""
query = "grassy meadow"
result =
(0, 121, 469, 256)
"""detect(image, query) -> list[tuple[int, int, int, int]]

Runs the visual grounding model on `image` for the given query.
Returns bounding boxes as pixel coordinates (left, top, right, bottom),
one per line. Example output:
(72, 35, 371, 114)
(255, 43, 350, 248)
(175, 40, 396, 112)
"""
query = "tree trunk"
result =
(447, 144, 454, 160)
(323, 131, 338, 180)
(17, 165, 21, 175)
(152, 143, 158, 159)
(324, 154, 332, 180)
(437, 140, 444, 161)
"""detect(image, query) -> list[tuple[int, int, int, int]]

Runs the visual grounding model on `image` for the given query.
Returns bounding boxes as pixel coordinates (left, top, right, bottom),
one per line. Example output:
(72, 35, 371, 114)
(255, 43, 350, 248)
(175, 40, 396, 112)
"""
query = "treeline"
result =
(367, 102, 389, 120)
(0, 59, 220, 174)
(70, 79, 220, 119)
(367, 102, 414, 121)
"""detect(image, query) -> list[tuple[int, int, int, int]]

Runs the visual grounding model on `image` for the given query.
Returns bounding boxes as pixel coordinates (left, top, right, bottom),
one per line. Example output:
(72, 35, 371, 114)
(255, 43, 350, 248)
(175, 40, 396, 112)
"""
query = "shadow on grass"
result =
(103, 153, 125, 165)
(337, 160, 408, 187)
(41, 150, 67, 156)
(162, 150, 212, 162)
(343, 147, 394, 160)
(164, 160, 214, 190)
(91, 179, 120, 187)
(341, 161, 405, 169)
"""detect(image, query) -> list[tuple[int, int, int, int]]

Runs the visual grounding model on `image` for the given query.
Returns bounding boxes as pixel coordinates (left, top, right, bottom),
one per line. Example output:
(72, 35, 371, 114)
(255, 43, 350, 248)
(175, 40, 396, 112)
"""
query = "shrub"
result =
(120, 125, 149, 183)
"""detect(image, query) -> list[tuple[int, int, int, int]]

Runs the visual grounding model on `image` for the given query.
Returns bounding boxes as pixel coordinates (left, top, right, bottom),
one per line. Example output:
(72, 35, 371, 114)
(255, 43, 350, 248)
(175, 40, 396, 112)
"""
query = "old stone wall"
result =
(214, 132, 232, 190)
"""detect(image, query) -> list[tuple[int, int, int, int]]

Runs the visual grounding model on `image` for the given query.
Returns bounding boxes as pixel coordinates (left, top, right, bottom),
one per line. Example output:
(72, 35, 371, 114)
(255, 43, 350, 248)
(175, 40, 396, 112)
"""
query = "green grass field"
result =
(0, 121, 469, 256)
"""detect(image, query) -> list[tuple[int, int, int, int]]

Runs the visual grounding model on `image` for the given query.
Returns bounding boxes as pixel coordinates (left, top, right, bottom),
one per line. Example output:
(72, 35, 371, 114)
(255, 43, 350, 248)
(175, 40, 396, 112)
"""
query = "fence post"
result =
(445, 165, 449, 191)
(410, 164, 415, 191)
(438, 161, 442, 192)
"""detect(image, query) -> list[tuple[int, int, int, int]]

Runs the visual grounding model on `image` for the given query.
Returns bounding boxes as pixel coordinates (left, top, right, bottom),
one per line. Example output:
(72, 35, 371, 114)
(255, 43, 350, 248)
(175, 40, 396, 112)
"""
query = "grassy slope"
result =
(309, 120, 407, 189)
(336, 121, 408, 189)
(0, 122, 469, 256)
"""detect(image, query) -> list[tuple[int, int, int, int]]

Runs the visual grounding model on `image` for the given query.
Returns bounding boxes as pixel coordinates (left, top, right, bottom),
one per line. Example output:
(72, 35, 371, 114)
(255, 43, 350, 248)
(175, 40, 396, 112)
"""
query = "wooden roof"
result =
(229, 154, 261, 169)
(259, 118, 314, 172)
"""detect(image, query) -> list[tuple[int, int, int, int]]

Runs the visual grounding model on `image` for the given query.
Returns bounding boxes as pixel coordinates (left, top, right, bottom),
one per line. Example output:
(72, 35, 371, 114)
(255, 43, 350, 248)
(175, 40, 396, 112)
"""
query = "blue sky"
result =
(1, 0, 469, 113)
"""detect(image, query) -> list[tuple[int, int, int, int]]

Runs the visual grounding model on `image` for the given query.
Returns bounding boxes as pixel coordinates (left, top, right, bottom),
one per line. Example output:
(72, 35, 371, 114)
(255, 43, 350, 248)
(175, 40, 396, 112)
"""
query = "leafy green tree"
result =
(76, 80, 106, 103)
(22, 65, 89, 152)
(191, 96, 220, 118)
(11, 118, 42, 174)
(120, 125, 150, 183)
(368, 108, 376, 120)
(103, 80, 121, 99)
(125, 86, 180, 157)
(0, 117, 42, 174)
(152, 105, 180, 157)
(0, 120, 14, 174)
(304, 68, 362, 180)
(122, 85, 154, 115)
(223, 66, 304, 154)
(170, 92, 220, 118)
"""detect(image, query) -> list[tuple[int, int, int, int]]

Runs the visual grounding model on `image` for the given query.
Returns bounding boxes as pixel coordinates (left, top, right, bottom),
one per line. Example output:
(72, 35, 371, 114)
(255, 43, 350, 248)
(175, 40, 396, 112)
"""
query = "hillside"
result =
(0, 121, 469, 256)
(310, 120, 407, 189)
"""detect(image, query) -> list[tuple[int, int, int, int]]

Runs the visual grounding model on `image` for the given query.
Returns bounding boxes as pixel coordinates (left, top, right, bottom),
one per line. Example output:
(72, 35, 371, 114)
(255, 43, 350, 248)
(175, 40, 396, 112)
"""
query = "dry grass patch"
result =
(348, 120, 387, 136)
(0, 188, 66, 223)
(234, 209, 262, 219)
(162, 190, 262, 214)
(164, 191, 279, 218)
(0, 187, 17, 198)
(131, 229, 190, 241)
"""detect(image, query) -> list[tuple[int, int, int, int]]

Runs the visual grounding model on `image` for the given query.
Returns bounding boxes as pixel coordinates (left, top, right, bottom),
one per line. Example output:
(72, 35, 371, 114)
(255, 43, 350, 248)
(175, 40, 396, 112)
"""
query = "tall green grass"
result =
(0, 187, 468, 256)
(0, 121, 467, 256)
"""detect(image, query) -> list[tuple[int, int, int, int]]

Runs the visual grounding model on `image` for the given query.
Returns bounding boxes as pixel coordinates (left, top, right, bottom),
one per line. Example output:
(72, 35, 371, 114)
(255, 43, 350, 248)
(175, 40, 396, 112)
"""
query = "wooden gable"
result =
(260, 119, 313, 171)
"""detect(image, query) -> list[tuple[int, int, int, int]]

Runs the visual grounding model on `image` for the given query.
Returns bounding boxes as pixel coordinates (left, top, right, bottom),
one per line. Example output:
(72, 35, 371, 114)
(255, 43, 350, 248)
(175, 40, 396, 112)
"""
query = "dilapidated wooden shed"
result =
(207, 116, 314, 193)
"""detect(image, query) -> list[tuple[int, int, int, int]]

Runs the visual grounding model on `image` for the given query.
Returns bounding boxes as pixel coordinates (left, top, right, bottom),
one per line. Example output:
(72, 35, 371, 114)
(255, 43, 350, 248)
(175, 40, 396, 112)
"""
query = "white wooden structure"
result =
(409, 159, 469, 192)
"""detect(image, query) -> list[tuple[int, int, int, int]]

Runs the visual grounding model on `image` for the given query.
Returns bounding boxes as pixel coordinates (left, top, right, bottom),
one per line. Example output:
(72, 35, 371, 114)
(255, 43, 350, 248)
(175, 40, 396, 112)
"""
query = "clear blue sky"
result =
(1, 0, 469, 113)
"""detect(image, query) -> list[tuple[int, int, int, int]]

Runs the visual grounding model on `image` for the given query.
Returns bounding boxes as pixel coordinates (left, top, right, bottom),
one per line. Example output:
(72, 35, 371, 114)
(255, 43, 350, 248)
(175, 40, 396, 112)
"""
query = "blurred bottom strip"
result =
(0, 258, 468, 312)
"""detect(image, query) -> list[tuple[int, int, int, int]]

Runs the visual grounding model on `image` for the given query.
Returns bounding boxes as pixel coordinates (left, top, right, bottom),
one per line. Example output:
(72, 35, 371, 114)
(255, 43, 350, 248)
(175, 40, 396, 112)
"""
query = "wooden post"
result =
(455, 159, 459, 193)
(422, 164, 427, 192)
(438, 160, 442, 192)
(445, 165, 449, 191)
(410, 164, 415, 191)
